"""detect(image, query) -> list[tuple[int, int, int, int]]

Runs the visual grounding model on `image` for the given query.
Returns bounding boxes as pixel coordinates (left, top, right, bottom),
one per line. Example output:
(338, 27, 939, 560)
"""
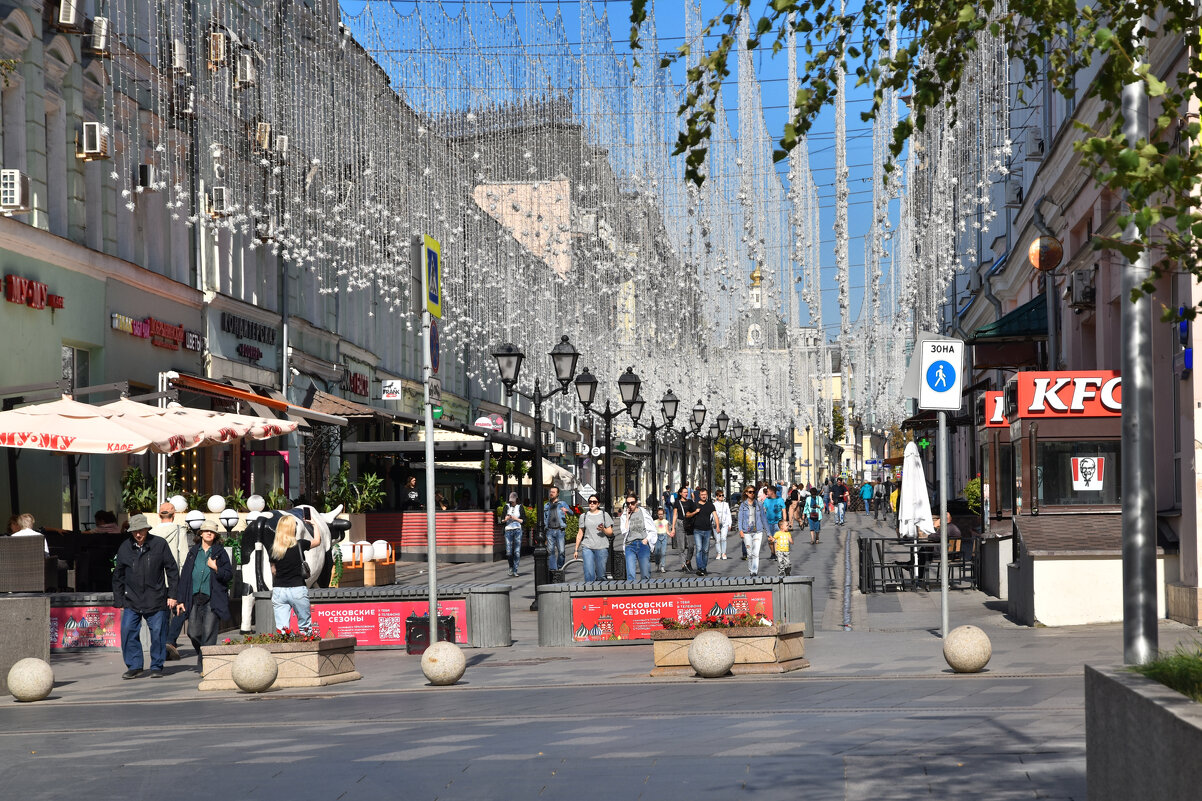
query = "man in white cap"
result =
(151, 502, 189, 661)
(112, 513, 179, 679)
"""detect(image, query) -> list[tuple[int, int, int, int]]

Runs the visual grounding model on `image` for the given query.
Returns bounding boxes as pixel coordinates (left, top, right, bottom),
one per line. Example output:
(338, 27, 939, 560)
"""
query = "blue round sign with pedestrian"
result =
(926, 360, 955, 392)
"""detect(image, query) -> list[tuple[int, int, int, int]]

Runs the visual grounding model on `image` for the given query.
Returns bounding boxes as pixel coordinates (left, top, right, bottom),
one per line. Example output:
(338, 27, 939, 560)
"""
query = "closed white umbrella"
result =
(898, 440, 935, 541)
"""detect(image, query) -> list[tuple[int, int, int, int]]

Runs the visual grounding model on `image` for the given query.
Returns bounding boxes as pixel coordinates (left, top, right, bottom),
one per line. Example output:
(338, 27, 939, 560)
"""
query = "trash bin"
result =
(405, 614, 457, 654)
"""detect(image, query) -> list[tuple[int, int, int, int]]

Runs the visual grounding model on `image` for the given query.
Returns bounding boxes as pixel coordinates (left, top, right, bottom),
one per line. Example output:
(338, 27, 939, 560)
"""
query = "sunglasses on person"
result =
(588, 499, 600, 505)
(626, 500, 638, 506)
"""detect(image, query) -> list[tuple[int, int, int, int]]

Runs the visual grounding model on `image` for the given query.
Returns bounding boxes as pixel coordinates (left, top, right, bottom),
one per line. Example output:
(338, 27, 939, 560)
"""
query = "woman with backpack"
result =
(805, 492, 824, 545)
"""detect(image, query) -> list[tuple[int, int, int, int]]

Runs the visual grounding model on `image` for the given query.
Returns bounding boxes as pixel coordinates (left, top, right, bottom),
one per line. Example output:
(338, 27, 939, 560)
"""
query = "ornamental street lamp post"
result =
(749, 422, 761, 485)
(492, 336, 580, 610)
(574, 366, 641, 579)
(716, 411, 730, 499)
(706, 423, 718, 492)
(731, 418, 745, 489)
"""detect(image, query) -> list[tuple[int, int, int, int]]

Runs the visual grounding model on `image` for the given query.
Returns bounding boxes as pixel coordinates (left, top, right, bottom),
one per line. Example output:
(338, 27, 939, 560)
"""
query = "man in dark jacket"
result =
(112, 513, 180, 679)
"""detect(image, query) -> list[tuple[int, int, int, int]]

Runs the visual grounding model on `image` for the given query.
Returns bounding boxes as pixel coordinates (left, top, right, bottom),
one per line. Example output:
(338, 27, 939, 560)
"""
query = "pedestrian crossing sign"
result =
(918, 339, 964, 411)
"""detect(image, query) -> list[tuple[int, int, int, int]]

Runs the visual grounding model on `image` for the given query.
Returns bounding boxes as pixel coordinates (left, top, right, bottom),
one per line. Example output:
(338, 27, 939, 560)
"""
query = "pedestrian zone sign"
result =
(424, 235, 442, 319)
(918, 339, 964, 411)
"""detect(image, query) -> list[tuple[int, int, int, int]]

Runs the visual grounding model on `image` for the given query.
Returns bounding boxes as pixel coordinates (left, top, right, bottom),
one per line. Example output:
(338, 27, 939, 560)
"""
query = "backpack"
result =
(808, 497, 820, 521)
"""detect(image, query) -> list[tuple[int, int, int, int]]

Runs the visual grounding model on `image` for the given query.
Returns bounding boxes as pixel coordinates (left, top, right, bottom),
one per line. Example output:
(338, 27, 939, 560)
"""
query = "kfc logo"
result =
(1071, 457, 1105, 491)
(983, 391, 1008, 428)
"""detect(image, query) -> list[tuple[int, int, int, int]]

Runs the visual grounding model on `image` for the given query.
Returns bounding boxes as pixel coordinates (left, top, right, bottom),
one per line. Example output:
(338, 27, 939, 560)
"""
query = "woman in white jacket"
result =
(619, 493, 657, 582)
(712, 489, 733, 560)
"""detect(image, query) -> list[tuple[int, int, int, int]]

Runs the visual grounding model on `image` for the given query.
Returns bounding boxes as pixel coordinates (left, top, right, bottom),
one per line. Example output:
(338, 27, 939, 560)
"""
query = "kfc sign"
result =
(1015, 371, 1121, 418)
(982, 391, 1008, 428)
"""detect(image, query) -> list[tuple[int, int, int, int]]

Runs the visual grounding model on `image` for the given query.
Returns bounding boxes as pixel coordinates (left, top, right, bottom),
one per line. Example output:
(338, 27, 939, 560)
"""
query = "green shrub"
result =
(120, 466, 156, 514)
(961, 476, 983, 516)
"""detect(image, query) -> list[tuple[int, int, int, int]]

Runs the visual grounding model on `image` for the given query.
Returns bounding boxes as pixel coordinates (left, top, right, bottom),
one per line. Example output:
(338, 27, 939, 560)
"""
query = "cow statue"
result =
(238, 504, 351, 633)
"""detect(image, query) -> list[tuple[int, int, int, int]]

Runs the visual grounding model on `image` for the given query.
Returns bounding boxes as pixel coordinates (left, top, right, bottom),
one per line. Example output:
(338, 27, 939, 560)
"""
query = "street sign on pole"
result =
(918, 339, 965, 410)
(424, 235, 442, 319)
(414, 233, 440, 648)
(430, 318, 440, 374)
(429, 376, 442, 404)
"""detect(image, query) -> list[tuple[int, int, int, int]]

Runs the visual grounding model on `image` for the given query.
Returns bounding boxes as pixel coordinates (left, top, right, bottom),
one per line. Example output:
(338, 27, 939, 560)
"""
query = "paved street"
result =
(2, 515, 1196, 801)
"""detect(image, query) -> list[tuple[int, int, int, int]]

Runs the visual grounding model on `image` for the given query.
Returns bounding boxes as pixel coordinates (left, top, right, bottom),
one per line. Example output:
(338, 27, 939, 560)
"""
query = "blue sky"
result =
(340, 0, 901, 338)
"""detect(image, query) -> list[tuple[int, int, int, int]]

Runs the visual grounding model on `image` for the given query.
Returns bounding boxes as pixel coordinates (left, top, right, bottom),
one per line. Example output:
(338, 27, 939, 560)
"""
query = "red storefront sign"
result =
(1015, 371, 1121, 418)
(5, 274, 64, 310)
(292, 600, 468, 646)
(111, 312, 188, 350)
(571, 590, 775, 642)
(347, 372, 369, 397)
(50, 606, 122, 650)
(983, 391, 1009, 428)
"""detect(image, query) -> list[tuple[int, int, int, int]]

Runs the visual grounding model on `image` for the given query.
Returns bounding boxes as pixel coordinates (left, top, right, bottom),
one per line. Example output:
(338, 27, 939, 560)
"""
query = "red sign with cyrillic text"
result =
(293, 600, 468, 646)
(983, 391, 1009, 428)
(571, 590, 774, 642)
(1015, 371, 1121, 418)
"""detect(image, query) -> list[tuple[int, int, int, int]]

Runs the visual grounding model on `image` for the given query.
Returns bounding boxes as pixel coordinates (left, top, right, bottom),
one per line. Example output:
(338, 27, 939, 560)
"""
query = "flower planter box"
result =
(198, 637, 361, 691)
(1085, 665, 1202, 801)
(648, 623, 808, 677)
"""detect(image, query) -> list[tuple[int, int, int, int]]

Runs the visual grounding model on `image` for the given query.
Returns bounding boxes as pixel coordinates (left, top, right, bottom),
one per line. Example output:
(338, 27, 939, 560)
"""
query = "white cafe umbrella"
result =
(0, 396, 152, 455)
(898, 440, 935, 541)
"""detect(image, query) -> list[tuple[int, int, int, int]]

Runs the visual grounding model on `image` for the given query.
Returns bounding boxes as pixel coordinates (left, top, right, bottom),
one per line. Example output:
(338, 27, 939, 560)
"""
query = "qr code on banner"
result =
(378, 614, 402, 641)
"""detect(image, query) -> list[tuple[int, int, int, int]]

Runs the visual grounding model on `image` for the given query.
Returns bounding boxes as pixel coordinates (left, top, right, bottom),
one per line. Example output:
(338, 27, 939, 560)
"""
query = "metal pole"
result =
(938, 410, 949, 639)
(603, 403, 616, 579)
(650, 421, 658, 508)
(531, 386, 547, 608)
(1121, 22, 1158, 665)
(418, 239, 439, 645)
(724, 438, 731, 500)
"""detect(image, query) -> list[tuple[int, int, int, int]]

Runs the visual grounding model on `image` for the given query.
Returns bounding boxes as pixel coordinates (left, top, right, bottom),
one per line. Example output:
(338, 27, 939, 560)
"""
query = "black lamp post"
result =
(706, 423, 718, 491)
(731, 419, 745, 490)
(716, 411, 730, 499)
(492, 335, 580, 609)
(749, 422, 761, 485)
(575, 365, 641, 579)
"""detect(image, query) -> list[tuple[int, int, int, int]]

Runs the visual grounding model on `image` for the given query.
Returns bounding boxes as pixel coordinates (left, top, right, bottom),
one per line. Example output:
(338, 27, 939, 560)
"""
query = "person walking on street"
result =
(737, 486, 770, 576)
(713, 489, 732, 560)
(860, 480, 875, 517)
(762, 487, 785, 561)
(772, 519, 793, 576)
(873, 480, 886, 520)
(653, 507, 671, 572)
(172, 520, 232, 670)
(574, 495, 613, 582)
(690, 488, 719, 576)
(112, 514, 180, 679)
(268, 514, 321, 635)
(151, 502, 189, 661)
(620, 494, 656, 582)
(833, 478, 849, 525)
(543, 487, 572, 572)
(502, 492, 524, 577)
(805, 492, 824, 544)
(674, 485, 698, 573)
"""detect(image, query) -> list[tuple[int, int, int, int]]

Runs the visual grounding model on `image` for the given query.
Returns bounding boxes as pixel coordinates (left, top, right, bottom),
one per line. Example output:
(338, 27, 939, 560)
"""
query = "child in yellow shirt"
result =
(772, 519, 793, 576)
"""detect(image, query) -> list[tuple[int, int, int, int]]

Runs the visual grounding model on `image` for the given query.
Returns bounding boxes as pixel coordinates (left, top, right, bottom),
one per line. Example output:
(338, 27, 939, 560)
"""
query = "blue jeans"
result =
(272, 585, 312, 634)
(693, 530, 712, 571)
(166, 607, 186, 647)
(624, 540, 651, 582)
(654, 533, 669, 567)
(836, 502, 846, 524)
(120, 608, 169, 671)
(582, 548, 608, 582)
(545, 529, 566, 570)
(505, 527, 522, 573)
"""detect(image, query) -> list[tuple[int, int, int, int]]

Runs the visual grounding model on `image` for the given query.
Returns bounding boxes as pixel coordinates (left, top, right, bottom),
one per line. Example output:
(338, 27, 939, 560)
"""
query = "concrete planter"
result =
(198, 637, 361, 691)
(649, 623, 808, 676)
(1085, 665, 1202, 801)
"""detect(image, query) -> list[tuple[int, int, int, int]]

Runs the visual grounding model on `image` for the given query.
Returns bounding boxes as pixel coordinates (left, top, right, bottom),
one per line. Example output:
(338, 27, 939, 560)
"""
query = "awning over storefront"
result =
(298, 387, 398, 421)
(969, 293, 1047, 343)
(171, 374, 348, 427)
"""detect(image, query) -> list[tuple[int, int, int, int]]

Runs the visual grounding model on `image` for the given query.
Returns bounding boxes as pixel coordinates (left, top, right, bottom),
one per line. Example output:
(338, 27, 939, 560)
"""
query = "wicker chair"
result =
(0, 536, 50, 593)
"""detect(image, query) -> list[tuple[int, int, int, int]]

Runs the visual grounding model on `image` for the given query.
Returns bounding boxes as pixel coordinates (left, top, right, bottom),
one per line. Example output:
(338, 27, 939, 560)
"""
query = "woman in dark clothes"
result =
(173, 520, 233, 667)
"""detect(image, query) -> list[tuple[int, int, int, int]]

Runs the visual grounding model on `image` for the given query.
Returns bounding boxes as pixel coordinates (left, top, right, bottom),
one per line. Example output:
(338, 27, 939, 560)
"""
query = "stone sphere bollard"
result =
(7, 658, 54, 702)
(943, 625, 992, 673)
(231, 647, 278, 693)
(421, 641, 466, 686)
(688, 630, 736, 678)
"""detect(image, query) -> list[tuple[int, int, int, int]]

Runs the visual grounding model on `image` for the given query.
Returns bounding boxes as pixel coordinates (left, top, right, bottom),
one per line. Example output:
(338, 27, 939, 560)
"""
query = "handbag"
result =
(808, 500, 820, 521)
(296, 541, 311, 580)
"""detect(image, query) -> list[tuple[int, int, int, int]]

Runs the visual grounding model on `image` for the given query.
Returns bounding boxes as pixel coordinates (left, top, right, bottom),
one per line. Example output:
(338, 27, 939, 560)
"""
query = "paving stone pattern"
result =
(1, 513, 1195, 801)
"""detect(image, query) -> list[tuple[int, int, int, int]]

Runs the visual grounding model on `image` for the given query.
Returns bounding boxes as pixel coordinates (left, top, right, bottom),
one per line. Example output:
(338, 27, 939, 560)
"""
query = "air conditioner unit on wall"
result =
(552, 442, 565, 455)
(77, 121, 109, 161)
(209, 186, 230, 216)
(235, 52, 256, 86)
(171, 85, 196, 119)
(1069, 268, 1097, 313)
(1004, 177, 1024, 208)
(55, 0, 83, 32)
(170, 37, 188, 74)
(137, 164, 156, 191)
(1025, 128, 1045, 161)
(273, 134, 289, 161)
(85, 17, 110, 56)
(254, 215, 279, 242)
(254, 122, 272, 151)
(0, 169, 32, 214)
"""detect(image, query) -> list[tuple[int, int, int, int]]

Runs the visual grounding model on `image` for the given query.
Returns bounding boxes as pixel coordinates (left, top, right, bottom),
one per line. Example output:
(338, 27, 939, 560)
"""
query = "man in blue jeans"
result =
(112, 514, 180, 679)
(543, 486, 573, 571)
(690, 488, 719, 576)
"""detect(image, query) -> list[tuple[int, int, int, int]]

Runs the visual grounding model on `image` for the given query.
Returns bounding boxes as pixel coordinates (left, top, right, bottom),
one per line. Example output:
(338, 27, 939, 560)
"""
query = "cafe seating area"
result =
(858, 533, 981, 594)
